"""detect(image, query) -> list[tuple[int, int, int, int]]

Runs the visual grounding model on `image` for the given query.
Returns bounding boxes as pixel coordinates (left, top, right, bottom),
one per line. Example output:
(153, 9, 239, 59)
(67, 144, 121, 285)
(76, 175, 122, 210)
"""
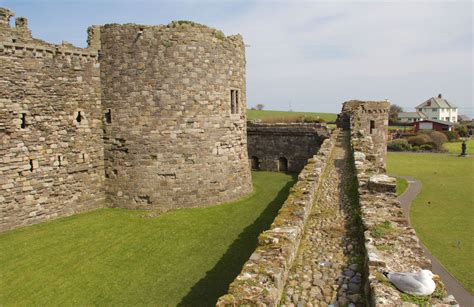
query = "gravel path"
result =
(281, 133, 365, 307)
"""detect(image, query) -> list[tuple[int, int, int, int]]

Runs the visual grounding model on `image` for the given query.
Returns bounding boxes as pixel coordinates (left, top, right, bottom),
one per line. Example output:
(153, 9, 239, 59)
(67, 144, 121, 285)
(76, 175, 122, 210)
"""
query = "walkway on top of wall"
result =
(397, 176, 474, 307)
(281, 132, 365, 306)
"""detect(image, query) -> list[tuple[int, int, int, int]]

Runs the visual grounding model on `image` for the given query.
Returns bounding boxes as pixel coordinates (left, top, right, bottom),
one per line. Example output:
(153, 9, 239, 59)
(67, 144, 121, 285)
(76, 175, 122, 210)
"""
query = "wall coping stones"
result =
(216, 129, 339, 306)
(350, 133, 458, 306)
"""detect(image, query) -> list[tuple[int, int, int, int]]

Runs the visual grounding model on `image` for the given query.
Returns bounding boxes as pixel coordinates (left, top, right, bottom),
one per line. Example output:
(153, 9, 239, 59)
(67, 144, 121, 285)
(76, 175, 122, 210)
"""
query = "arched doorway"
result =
(251, 156, 260, 170)
(278, 157, 288, 172)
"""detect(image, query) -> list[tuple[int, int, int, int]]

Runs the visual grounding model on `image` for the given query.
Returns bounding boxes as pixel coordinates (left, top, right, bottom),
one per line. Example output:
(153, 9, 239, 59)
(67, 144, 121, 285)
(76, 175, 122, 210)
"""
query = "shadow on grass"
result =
(178, 174, 297, 307)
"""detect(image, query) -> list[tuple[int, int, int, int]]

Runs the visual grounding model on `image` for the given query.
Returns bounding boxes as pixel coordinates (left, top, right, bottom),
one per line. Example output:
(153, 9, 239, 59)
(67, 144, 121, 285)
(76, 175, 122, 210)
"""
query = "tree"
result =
(389, 104, 403, 122)
(256, 104, 265, 111)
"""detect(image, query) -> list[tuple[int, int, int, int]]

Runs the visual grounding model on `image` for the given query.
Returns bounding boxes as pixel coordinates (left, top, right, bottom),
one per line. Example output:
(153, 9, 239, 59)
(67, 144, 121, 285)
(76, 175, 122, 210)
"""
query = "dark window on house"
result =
(82, 153, 86, 163)
(278, 157, 288, 172)
(230, 90, 239, 114)
(251, 156, 260, 170)
(432, 108, 437, 112)
(105, 109, 112, 124)
(21, 113, 27, 129)
(370, 120, 375, 134)
(76, 111, 82, 123)
(57, 155, 62, 167)
(29, 159, 34, 172)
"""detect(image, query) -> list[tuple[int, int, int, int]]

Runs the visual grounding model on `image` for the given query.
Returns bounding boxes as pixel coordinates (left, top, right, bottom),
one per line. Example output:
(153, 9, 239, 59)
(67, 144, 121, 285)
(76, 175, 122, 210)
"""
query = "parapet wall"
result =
(0, 8, 105, 231)
(346, 101, 457, 305)
(247, 122, 329, 173)
(100, 22, 252, 209)
(217, 129, 338, 305)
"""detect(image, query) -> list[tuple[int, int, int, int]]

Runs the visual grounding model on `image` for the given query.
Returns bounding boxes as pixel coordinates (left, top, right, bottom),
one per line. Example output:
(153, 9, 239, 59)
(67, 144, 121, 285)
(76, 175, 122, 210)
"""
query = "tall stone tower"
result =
(338, 100, 390, 167)
(99, 22, 253, 209)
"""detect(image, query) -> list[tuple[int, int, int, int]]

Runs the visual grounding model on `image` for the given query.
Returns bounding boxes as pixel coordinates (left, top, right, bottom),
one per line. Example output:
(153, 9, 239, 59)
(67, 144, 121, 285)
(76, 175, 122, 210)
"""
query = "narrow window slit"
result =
(105, 109, 112, 123)
(76, 111, 82, 123)
(58, 155, 62, 167)
(29, 159, 34, 172)
(21, 113, 27, 129)
(370, 120, 375, 134)
(82, 153, 86, 163)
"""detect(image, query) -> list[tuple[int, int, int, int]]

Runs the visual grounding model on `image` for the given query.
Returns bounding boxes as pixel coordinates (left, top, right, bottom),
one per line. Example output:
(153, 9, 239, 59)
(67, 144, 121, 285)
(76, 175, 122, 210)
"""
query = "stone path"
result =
(281, 133, 365, 306)
(397, 176, 474, 307)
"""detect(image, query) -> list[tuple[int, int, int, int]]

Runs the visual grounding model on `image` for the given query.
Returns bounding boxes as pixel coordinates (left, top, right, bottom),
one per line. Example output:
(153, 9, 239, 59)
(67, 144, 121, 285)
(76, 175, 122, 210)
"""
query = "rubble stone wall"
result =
(345, 101, 456, 305)
(247, 122, 329, 173)
(100, 22, 252, 209)
(0, 8, 105, 231)
(217, 130, 339, 305)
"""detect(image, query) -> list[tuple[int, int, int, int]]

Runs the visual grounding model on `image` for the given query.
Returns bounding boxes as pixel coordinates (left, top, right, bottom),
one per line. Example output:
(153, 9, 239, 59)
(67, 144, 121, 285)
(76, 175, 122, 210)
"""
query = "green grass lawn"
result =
(0, 172, 296, 306)
(247, 109, 337, 122)
(396, 177, 408, 196)
(443, 139, 474, 155)
(387, 153, 474, 293)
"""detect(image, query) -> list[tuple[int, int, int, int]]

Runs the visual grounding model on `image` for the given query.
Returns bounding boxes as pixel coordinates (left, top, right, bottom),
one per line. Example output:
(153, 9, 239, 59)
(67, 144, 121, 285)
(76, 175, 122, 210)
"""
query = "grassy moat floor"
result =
(387, 153, 474, 293)
(0, 171, 296, 306)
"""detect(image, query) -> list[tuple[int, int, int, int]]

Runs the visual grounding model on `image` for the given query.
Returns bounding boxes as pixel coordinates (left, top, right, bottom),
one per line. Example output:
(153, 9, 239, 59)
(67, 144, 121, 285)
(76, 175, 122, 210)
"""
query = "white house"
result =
(414, 94, 458, 123)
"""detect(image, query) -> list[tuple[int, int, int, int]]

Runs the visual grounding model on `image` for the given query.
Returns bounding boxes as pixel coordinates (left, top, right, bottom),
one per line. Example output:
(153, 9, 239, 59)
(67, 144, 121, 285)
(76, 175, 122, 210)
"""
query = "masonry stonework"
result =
(337, 100, 389, 168)
(1, 8, 252, 230)
(100, 23, 252, 209)
(0, 8, 105, 231)
(247, 122, 329, 173)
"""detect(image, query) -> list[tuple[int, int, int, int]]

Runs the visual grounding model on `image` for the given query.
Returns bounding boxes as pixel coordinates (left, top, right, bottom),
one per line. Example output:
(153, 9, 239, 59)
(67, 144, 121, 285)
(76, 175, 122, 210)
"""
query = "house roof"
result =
(415, 95, 457, 109)
(398, 112, 427, 118)
(414, 119, 455, 126)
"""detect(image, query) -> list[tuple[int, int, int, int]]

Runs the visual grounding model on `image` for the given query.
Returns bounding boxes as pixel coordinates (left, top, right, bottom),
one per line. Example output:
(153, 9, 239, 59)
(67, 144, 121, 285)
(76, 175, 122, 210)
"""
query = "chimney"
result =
(438, 93, 442, 98)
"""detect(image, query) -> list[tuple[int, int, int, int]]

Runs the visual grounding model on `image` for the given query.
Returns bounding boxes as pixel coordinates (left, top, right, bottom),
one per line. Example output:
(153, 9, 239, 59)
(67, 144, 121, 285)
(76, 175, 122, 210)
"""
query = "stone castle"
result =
(0, 7, 253, 231)
(0, 7, 457, 306)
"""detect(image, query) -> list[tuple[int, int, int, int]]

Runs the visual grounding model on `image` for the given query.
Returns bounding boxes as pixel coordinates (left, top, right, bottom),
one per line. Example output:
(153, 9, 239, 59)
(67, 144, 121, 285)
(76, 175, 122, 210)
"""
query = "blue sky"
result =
(1, 0, 473, 116)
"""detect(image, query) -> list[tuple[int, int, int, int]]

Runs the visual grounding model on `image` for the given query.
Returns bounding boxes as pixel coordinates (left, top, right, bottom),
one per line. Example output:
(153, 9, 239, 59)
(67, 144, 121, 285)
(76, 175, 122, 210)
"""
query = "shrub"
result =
(387, 139, 412, 151)
(407, 134, 431, 146)
(444, 131, 460, 141)
(456, 125, 469, 137)
(420, 144, 433, 151)
(426, 131, 447, 150)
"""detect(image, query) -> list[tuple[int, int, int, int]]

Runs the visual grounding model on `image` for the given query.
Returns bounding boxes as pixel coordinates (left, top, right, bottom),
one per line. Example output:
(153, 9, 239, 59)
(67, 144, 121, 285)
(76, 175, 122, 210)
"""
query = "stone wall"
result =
(351, 134, 457, 306)
(1, 7, 252, 231)
(247, 122, 329, 173)
(338, 100, 389, 168)
(100, 22, 252, 209)
(0, 8, 105, 231)
(217, 130, 338, 305)
(344, 100, 457, 305)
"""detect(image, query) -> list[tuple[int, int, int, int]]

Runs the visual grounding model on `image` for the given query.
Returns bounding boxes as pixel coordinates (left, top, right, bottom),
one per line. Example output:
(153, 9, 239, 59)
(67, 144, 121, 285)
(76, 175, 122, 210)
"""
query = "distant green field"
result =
(387, 153, 474, 293)
(443, 139, 474, 155)
(247, 109, 337, 122)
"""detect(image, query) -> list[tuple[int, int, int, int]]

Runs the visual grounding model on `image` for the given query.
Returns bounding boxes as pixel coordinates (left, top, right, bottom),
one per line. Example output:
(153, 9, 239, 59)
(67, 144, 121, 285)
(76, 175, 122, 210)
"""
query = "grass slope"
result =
(387, 153, 474, 292)
(247, 109, 337, 122)
(0, 172, 296, 306)
(396, 177, 408, 196)
(443, 139, 474, 155)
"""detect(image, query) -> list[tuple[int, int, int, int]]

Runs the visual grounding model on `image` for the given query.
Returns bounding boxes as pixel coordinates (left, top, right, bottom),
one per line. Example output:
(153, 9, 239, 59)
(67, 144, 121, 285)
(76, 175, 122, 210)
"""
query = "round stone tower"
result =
(99, 21, 252, 209)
